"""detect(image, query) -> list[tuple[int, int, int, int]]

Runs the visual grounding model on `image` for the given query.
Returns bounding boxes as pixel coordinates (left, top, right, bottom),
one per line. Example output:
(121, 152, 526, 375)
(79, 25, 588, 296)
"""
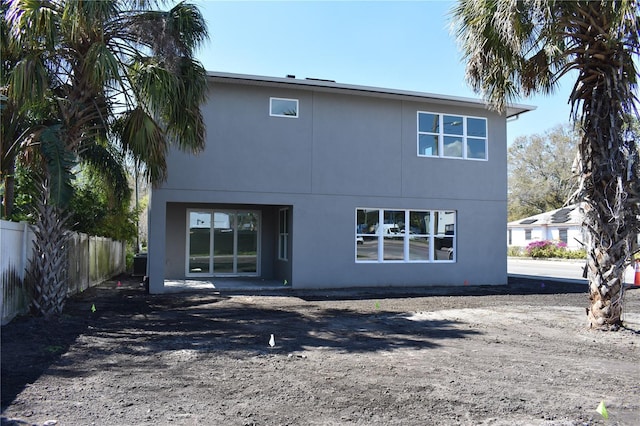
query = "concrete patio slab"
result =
(163, 278, 290, 293)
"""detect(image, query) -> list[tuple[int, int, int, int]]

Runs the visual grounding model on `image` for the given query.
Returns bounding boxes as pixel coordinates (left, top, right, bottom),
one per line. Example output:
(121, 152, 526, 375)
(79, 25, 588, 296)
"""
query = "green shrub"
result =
(507, 246, 525, 257)
(562, 248, 586, 259)
(525, 240, 585, 259)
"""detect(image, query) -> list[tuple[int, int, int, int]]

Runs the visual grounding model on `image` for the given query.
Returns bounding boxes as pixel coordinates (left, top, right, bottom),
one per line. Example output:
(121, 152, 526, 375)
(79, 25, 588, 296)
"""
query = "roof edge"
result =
(206, 71, 536, 118)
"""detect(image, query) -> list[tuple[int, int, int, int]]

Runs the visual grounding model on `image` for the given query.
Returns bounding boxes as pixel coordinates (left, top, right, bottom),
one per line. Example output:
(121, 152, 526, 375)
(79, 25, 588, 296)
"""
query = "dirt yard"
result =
(2, 276, 639, 426)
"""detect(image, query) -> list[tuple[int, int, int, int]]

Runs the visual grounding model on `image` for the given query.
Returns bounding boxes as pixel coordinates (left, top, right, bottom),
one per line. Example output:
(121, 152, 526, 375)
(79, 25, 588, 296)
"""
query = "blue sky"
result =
(193, 0, 578, 145)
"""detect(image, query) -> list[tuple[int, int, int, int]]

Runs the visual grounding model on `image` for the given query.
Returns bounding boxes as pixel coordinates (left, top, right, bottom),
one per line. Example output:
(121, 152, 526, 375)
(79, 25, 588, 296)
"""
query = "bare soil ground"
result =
(2, 276, 639, 426)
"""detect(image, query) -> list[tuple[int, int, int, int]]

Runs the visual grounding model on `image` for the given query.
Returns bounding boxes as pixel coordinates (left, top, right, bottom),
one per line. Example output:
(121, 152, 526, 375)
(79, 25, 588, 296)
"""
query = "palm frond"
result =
(451, 0, 567, 113)
(116, 106, 167, 184)
(167, 2, 209, 52)
(7, 0, 60, 49)
(84, 42, 122, 90)
(7, 54, 52, 110)
(39, 125, 76, 208)
(78, 140, 131, 205)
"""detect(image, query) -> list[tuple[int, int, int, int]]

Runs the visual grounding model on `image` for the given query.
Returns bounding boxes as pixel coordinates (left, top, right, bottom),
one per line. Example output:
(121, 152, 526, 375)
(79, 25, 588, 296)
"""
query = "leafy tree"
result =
(508, 123, 580, 221)
(4, 0, 209, 316)
(68, 165, 138, 242)
(453, 0, 640, 329)
(1, 0, 58, 219)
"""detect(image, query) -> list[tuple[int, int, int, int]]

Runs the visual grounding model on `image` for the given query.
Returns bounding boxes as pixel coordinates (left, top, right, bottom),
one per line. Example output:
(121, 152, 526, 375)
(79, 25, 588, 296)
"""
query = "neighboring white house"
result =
(507, 205, 586, 250)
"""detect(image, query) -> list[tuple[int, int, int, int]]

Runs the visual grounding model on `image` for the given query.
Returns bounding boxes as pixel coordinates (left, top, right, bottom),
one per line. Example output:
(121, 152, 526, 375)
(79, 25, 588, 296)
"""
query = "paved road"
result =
(508, 257, 637, 285)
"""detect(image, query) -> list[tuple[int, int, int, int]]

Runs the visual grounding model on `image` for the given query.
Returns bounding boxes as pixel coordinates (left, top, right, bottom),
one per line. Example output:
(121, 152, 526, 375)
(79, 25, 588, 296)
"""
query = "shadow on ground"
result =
(294, 276, 589, 301)
(1, 274, 588, 412)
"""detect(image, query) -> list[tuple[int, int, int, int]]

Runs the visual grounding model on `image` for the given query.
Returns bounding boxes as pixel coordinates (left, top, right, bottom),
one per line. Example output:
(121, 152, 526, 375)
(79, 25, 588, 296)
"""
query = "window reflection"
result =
(443, 136, 463, 157)
(357, 237, 379, 261)
(409, 237, 430, 261)
(467, 118, 487, 137)
(467, 138, 486, 159)
(383, 236, 404, 260)
(410, 211, 429, 234)
(418, 112, 487, 160)
(188, 210, 259, 276)
(356, 209, 455, 262)
(188, 211, 211, 273)
(270, 98, 298, 117)
(418, 113, 439, 133)
(419, 134, 438, 156)
(443, 115, 463, 135)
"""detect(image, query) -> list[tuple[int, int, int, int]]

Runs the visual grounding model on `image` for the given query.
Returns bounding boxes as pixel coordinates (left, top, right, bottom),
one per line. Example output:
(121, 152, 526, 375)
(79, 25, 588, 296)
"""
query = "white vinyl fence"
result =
(1, 219, 125, 325)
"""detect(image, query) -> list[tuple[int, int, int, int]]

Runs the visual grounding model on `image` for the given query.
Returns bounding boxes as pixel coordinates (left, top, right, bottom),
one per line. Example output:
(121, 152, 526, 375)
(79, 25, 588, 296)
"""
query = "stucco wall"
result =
(148, 78, 509, 292)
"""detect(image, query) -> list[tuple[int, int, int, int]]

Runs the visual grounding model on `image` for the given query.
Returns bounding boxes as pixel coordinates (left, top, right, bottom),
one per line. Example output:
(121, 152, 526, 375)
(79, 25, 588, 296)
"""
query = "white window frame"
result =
(417, 111, 488, 161)
(270, 97, 299, 118)
(278, 208, 289, 261)
(355, 208, 456, 263)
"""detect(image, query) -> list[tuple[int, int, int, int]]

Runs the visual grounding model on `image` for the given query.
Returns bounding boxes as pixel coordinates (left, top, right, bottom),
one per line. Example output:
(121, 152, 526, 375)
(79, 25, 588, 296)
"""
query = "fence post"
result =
(21, 222, 28, 280)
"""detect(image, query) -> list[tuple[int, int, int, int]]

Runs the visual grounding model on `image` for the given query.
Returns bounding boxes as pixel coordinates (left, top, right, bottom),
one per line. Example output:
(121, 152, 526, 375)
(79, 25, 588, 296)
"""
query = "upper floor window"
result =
(417, 112, 487, 160)
(270, 97, 299, 118)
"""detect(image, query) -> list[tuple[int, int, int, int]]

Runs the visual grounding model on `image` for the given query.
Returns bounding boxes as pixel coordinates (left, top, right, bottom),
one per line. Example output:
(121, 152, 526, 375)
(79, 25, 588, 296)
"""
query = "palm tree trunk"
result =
(571, 3, 640, 329)
(26, 174, 70, 317)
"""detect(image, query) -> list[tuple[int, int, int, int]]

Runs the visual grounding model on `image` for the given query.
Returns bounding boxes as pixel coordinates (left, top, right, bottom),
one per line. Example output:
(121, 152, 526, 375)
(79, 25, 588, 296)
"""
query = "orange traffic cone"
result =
(635, 260, 640, 287)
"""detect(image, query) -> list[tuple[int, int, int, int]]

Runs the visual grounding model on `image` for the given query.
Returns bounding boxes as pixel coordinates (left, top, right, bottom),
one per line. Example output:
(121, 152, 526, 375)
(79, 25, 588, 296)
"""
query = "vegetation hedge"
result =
(508, 240, 586, 259)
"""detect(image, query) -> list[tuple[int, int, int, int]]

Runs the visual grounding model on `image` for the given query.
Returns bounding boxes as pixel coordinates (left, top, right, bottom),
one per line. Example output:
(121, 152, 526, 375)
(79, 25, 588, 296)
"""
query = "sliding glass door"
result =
(187, 210, 259, 277)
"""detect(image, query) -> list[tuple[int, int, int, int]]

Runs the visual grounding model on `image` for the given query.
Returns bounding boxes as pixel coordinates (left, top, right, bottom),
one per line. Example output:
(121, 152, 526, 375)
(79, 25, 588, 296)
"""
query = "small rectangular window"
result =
(270, 97, 298, 118)
(525, 229, 532, 240)
(559, 228, 568, 244)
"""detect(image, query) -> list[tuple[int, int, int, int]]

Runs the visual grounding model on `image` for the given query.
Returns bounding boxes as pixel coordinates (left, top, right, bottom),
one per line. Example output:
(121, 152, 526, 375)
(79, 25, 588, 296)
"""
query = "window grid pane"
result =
(467, 137, 487, 159)
(443, 115, 463, 135)
(417, 112, 487, 160)
(356, 209, 455, 263)
(418, 134, 439, 156)
(443, 136, 463, 158)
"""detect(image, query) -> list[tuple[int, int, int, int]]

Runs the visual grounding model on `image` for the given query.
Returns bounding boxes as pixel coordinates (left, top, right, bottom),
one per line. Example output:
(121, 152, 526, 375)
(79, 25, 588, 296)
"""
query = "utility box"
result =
(132, 252, 147, 277)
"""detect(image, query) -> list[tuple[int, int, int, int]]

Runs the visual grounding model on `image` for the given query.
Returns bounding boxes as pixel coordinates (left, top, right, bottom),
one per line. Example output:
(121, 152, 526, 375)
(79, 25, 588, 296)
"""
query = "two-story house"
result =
(147, 72, 533, 293)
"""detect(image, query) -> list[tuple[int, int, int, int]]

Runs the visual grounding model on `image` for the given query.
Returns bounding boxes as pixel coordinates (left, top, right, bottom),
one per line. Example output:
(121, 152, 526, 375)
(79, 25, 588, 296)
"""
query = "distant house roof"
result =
(508, 205, 583, 227)
(207, 71, 536, 119)
(519, 219, 538, 225)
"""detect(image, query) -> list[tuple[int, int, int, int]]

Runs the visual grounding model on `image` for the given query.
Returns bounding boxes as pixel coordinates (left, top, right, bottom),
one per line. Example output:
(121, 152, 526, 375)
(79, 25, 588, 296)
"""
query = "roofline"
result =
(206, 71, 536, 118)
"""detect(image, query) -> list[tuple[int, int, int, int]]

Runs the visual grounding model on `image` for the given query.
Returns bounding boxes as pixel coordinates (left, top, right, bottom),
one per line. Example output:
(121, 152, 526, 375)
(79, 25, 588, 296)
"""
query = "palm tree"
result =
(4, 0, 209, 316)
(452, 0, 639, 329)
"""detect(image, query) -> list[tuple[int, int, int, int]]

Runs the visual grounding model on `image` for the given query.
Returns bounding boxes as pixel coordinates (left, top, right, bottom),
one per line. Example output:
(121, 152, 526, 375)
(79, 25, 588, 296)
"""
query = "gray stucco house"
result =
(147, 72, 533, 293)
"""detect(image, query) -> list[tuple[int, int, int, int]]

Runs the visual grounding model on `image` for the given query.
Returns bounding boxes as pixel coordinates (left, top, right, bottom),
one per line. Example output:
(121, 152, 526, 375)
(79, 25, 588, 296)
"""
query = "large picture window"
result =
(418, 112, 487, 160)
(356, 209, 456, 263)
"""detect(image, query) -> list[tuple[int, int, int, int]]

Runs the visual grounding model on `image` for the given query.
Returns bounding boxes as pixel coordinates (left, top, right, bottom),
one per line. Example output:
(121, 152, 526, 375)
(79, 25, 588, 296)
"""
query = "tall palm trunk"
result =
(570, 3, 640, 329)
(26, 174, 70, 317)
